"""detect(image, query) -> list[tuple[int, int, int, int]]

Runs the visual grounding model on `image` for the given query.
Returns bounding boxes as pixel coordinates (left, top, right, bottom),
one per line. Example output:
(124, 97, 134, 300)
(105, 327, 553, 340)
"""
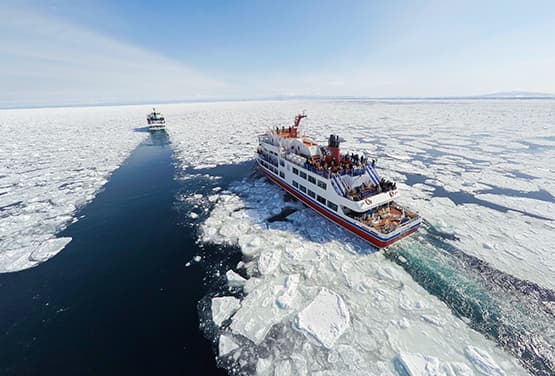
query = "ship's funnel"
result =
(328, 134, 341, 162)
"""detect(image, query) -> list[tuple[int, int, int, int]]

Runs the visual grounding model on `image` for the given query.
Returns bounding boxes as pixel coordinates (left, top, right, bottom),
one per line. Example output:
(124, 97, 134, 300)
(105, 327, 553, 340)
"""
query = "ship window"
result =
(293, 180, 299, 188)
(300, 185, 307, 193)
(308, 175, 316, 184)
(307, 189, 316, 198)
(280, 160, 285, 167)
(317, 195, 326, 205)
(299, 171, 307, 179)
(279, 171, 285, 178)
(317, 181, 327, 189)
(293, 167, 299, 175)
(327, 201, 338, 211)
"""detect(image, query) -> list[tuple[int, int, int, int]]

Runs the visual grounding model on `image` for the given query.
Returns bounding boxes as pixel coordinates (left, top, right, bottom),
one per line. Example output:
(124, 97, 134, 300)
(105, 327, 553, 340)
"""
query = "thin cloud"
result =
(0, 7, 227, 107)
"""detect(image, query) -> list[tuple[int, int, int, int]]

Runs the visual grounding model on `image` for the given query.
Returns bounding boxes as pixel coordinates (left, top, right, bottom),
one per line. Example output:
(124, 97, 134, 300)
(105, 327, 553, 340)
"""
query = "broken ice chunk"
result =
(464, 346, 506, 376)
(218, 334, 239, 356)
(396, 352, 473, 376)
(258, 248, 281, 275)
(226, 269, 247, 287)
(29, 237, 72, 262)
(230, 275, 295, 345)
(211, 296, 241, 326)
(276, 274, 299, 309)
(296, 288, 350, 349)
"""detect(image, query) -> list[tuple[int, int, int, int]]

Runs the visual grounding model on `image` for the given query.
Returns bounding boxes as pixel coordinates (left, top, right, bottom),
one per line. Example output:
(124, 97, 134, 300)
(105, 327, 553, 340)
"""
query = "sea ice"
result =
(218, 334, 239, 356)
(193, 178, 527, 375)
(0, 105, 147, 272)
(396, 352, 473, 376)
(464, 346, 506, 376)
(295, 288, 350, 349)
(211, 296, 241, 326)
(226, 269, 246, 287)
(29, 237, 72, 262)
(165, 100, 541, 374)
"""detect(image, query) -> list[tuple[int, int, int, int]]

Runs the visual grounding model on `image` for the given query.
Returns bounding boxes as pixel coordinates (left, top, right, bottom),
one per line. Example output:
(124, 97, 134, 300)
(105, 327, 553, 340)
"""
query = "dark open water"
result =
(0, 132, 226, 375)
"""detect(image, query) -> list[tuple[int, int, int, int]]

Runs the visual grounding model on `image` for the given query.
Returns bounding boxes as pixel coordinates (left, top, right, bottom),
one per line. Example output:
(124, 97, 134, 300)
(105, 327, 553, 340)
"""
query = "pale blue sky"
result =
(1, 0, 554, 107)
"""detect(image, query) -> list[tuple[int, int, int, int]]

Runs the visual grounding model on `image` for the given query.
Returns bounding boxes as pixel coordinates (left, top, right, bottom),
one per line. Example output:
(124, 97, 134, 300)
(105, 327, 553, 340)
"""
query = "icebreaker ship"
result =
(256, 113, 421, 247)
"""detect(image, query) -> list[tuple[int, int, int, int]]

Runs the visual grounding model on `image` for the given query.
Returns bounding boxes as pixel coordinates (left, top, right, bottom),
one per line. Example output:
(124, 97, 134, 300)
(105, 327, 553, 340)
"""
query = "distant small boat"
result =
(147, 108, 166, 131)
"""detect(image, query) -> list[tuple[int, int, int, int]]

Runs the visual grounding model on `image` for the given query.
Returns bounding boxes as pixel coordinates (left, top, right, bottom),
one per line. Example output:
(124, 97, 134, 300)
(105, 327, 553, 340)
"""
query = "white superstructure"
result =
(256, 113, 421, 248)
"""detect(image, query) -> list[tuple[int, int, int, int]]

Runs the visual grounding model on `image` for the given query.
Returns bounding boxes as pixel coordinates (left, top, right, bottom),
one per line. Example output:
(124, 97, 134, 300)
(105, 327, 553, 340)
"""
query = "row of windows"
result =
(292, 168, 327, 190)
(292, 180, 337, 211)
(260, 160, 279, 175)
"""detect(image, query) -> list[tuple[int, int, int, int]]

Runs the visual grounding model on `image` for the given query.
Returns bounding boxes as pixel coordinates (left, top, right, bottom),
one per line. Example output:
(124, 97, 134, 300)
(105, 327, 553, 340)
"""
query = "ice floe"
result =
(219, 334, 240, 356)
(211, 296, 241, 326)
(226, 269, 247, 288)
(395, 352, 473, 376)
(296, 288, 350, 349)
(0, 105, 147, 272)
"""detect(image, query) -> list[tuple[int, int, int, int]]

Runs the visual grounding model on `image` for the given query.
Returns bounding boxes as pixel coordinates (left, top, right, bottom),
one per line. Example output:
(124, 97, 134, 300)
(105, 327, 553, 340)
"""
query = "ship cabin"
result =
(257, 114, 419, 235)
(147, 108, 165, 124)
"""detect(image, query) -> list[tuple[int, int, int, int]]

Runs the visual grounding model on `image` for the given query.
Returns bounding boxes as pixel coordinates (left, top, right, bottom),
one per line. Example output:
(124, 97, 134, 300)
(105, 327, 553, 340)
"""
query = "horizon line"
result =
(2, 93, 554, 111)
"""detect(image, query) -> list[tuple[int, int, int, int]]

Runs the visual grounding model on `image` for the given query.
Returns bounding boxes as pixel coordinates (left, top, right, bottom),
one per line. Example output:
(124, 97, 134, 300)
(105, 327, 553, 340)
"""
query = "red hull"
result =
(261, 168, 419, 248)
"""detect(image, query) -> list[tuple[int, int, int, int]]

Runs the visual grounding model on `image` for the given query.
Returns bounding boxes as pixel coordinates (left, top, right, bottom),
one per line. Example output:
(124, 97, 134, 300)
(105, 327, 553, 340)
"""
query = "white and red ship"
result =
(256, 113, 421, 248)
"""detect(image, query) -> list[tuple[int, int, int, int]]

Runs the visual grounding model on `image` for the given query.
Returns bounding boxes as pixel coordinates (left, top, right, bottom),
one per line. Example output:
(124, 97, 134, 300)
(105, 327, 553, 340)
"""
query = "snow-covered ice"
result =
(211, 296, 241, 326)
(395, 352, 473, 376)
(0, 105, 147, 272)
(464, 346, 506, 376)
(295, 288, 350, 349)
(164, 100, 547, 374)
(164, 99, 554, 289)
(219, 334, 240, 356)
(226, 269, 247, 287)
(195, 179, 527, 374)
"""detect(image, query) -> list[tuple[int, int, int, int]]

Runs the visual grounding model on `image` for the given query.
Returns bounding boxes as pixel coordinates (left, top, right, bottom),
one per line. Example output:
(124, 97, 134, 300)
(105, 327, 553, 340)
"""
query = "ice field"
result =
(2, 100, 554, 375)
(167, 100, 555, 291)
(0, 106, 147, 272)
(166, 100, 554, 375)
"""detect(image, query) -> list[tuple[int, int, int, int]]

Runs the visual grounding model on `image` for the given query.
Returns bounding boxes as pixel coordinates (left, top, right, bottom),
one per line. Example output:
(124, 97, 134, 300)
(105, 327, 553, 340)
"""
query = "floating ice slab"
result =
(296, 288, 350, 349)
(211, 296, 241, 326)
(464, 346, 506, 376)
(218, 334, 239, 356)
(29, 237, 72, 262)
(396, 352, 473, 376)
(230, 274, 299, 345)
(0, 105, 147, 272)
(226, 269, 246, 287)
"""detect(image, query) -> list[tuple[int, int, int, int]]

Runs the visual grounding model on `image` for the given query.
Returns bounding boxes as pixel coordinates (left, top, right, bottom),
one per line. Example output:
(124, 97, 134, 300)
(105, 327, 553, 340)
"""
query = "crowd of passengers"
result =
(347, 178, 398, 200)
(304, 152, 374, 177)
